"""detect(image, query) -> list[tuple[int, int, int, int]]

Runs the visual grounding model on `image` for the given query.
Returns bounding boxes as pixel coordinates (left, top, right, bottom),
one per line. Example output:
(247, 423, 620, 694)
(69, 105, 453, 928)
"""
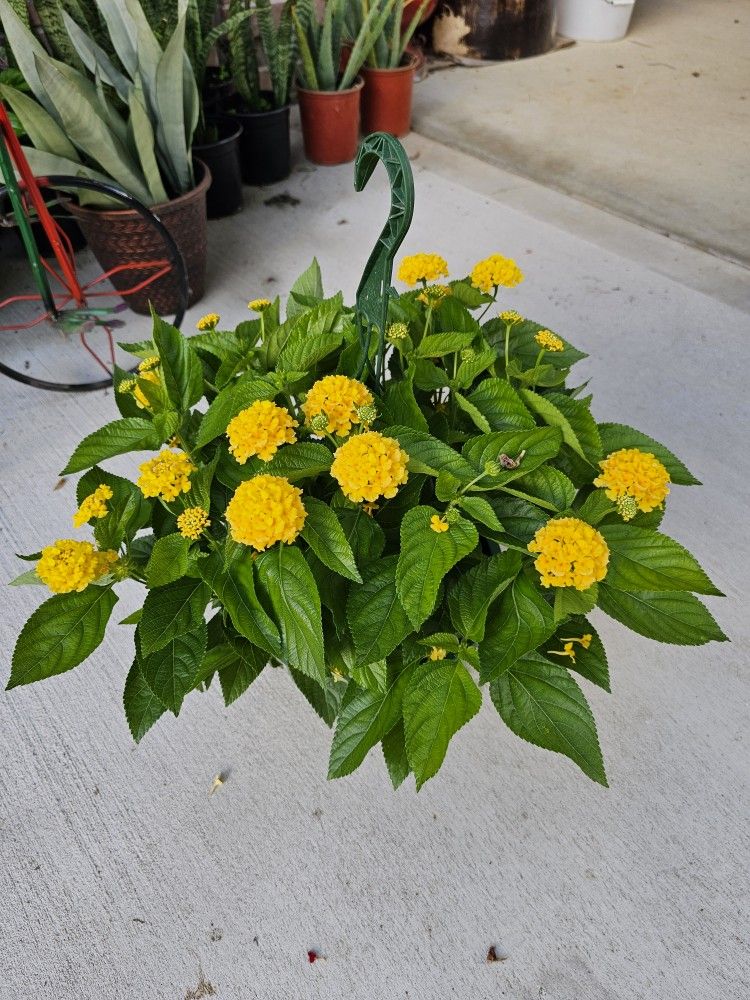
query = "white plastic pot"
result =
(556, 0, 636, 41)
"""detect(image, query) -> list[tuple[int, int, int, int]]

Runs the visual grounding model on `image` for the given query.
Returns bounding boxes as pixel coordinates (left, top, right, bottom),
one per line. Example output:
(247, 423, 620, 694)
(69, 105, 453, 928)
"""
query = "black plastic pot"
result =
(227, 94, 291, 186)
(0, 191, 86, 256)
(202, 70, 235, 115)
(192, 117, 244, 218)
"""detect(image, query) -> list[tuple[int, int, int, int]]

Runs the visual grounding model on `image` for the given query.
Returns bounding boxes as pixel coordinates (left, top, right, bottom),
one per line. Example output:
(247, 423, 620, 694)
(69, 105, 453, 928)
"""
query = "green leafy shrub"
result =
(7, 254, 726, 789)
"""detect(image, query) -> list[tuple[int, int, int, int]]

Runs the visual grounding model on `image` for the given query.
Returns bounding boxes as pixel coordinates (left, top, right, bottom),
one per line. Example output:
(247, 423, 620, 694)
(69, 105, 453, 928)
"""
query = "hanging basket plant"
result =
(7, 137, 725, 790)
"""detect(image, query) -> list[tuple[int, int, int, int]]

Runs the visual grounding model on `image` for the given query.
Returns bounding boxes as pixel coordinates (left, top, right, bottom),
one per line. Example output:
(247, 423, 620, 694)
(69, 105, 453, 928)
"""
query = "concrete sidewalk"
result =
(0, 133, 748, 1000)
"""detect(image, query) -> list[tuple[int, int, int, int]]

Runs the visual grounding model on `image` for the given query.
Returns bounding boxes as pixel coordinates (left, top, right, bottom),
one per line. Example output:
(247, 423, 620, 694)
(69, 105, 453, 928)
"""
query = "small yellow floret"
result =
(417, 284, 452, 307)
(470, 254, 524, 293)
(500, 309, 523, 323)
(302, 375, 374, 438)
(133, 368, 161, 409)
(331, 431, 409, 504)
(429, 647, 447, 661)
(36, 539, 117, 594)
(248, 298, 271, 312)
(397, 253, 449, 286)
(73, 484, 113, 528)
(430, 514, 449, 533)
(227, 400, 298, 464)
(535, 329, 564, 352)
(196, 313, 220, 331)
(225, 475, 306, 550)
(177, 506, 211, 541)
(594, 448, 671, 519)
(548, 641, 578, 663)
(138, 356, 160, 372)
(137, 450, 195, 502)
(528, 517, 610, 591)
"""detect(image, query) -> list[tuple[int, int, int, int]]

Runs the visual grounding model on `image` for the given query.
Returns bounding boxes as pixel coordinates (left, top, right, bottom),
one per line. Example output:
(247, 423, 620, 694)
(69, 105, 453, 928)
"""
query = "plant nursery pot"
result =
(297, 79, 365, 167)
(193, 118, 244, 217)
(433, 0, 557, 60)
(555, 0, 635, 41)
(361, 55, 418, 138)
(66, 160, 211, 315)
(202, 71, 235, 115)
(228, 95, 292, 185)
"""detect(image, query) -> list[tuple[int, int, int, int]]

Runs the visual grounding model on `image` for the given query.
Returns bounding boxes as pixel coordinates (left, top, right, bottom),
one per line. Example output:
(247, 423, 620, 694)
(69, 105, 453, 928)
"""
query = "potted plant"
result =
(0, 0, 209, 311)
(555, 0, 637, 42)
(225, 0, 298, 185)
(346, 0, 432, 138)
(292, 0, 398, 166)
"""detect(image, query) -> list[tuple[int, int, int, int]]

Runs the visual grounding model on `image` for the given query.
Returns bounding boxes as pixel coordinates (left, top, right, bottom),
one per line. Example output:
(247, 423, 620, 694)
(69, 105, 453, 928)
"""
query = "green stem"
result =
(531, 348, 545, 391)
(477, 286, 498, 323)
(504, 321, 512, 381)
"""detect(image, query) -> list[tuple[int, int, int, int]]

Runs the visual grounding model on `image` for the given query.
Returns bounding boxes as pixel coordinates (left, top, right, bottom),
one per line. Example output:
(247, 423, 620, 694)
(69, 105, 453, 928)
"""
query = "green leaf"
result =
(386, 425, 477, 482)
(216, 441, 332, 490)
(347, 555, 413, 667)
(140, 624, 207, 715)
(195, 374, 278, 448)
(255, 545, 326, 682)
(467, 378, 535, 430)
(453, 390, 491, 433)
(403, 659, 481, 789)
(278, 325, 343, 372)
(597, 423, 700, 486)
(514, 466, 576, 513)
(123, 656, 166, 742)
(9, 587, 117, 688)
(287, 258, 323, 317)
(448, 550, 522, 642)
(301, 498, 361, 583)
(152, 314, 204, 411)
(139, 577, 209, 657)
(396, 506, 478, 629)
(574, 488, 615, 526)
(479, 571, 556, 682)
(505, 319, 587, 371)
(549, 617, 610, 691)
(597, 586, 727, 645)
(545, 392, 602, 463)
(219, 636, 266, 706)
(490, 653, 608, 786)
(290, 668, 344, 727)
(61, 418, 164, 474)
(520, 389, 595, 465)
(600, 525, 721, 596)
(335, 506, 386, 566)
(380, 378, 429, 432)
(382, 719, 410, 789)
(198, 550, 280, 659)
(349, 660, 387, 694)
(415, 331, 476, 357)
(452, 348, 498, 389)
(462, 428, 563, 487)
(76, 466, 151, 550)
(328, 667, 408, 779)
(145, 533, 190, 588)
(412, 358, 450, 391)
(494, 497, 547, 545)
(456, 495, 504, 532)
(9, 569, 43, 587)
(554, 585, 598, 620)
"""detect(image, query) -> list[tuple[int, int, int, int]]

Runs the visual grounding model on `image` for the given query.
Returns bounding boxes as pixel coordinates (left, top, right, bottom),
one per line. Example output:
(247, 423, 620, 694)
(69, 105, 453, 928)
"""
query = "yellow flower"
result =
(387, 322, 409, 341)
(429, 647, 447, 661)
(594, 448, 671, 519)
(73, 484, 113, 528)
(226, 400, 298, 464)
(137, 450, 195, 502)
(535, 329, 564, 352)
(138, 356, 160, 372)
(133, 368, 160, 409)
(248, 298, 271, 312)
(417, 284, 452, 307)
(528, 517, 610, 591)
(117, 377, 136, 394)
(196, 313, 220, 331)
(500, 309, 523, 323)
(430, 514, 449, 533)
(331, 431, 409, 503)
(470, 254, 524, 293)
(177, 506, 211, 541)
(36, 539, 117, 594)
(225, 475, 306, 550)
(302, 375, 374, 438)
(548, 641, 577, 663)
(397, 253, 449, 286)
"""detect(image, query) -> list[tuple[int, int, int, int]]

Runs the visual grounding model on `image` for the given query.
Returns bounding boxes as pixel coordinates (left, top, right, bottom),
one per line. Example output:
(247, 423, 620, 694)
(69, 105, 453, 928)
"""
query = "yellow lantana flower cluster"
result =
(535, 330, 564, 352)
(196, 313, 220, 331)
(177, 506, 211, 541)
(528, 517, 610, 591)
(73, 484, 113, 528)
(225, 475, 306, 550)
(248, 298, 271, 312)
(331, 431, 409, 503)
(137, 450, 195, 501)
(417, 284, 452, 308)
(397, 253, 449, 286)
(227, 400, 298, 463)
(302, 375, 374, 438)
(470, 254, 524, 293)
(429, 647, 447, 661)
(36, 539, 117, 594)
(594, 448, 671, 520)
(500, 309, 523, 323)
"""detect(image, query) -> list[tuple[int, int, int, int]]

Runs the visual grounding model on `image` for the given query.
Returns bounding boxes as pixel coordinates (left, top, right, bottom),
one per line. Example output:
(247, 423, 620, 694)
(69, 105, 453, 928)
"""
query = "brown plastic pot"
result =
(297, 79, 364, 166)
(361, 55, 418, 138)
(67, 160, 211, 314)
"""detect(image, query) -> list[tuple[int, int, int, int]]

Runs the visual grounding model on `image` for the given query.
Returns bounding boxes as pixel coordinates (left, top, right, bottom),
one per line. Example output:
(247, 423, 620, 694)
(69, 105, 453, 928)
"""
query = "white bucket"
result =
(555, 0, 636, 42)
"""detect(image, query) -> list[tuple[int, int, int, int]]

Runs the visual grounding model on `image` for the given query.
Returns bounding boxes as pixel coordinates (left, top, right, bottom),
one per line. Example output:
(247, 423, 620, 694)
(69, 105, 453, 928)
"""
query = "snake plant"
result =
(227, 0, 298, 111)
(293, 0, 398, 92)
(0, 0, 200, 205)
(345, 0, 431, 69)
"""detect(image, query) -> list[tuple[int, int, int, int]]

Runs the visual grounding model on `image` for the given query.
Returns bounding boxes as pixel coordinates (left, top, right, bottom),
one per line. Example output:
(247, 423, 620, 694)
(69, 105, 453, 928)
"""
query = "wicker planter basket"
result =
(66, 161, 211, 315)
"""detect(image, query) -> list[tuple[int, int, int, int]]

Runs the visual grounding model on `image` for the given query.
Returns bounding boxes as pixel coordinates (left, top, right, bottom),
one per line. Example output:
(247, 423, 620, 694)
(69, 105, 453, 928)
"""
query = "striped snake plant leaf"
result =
(0, 83, 78, 160)
(96, 0, 140, 78)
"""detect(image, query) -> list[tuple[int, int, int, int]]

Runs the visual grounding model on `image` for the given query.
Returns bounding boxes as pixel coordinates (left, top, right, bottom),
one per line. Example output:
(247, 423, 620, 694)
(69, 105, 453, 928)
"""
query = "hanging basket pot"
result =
(433, 0, 557, 60)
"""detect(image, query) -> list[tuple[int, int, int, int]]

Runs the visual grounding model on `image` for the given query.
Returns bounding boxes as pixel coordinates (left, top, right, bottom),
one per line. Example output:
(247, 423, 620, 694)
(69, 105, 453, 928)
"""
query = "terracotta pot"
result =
(67, 161, 211, 314)
(297, 79, 364, 166)
(361, 55, 418, 138)
(433, 0, 556, 60)
(403, 0, 438, 27)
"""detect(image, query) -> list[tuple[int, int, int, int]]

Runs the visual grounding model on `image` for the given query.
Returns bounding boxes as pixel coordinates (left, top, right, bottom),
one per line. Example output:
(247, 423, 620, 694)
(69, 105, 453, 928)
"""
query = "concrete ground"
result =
(414, 0, 750, 266)
(1, 127, 749, 999)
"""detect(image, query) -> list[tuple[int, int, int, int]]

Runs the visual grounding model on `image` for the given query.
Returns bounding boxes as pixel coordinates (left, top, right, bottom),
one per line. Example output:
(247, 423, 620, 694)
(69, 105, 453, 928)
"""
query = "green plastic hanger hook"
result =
(354, 132, 415, 391)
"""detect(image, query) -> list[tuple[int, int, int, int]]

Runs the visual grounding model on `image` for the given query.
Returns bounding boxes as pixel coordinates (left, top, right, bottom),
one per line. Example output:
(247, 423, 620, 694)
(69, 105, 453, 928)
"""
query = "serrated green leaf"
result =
(575, 488, 616, 526)
(335, 506, 386, 566)
(493, 497, 547, 545)
(597, 586, 727, 645)
(195, 374, 278, 448)
(380, 378, 429, 432)
(514, 466, 576, 513)
(219, 636, 265, 706)
(61, 418, 164, 474)
(403, 659, 481, 789)
(152, 313, 204, 411)
(386, 425, 477, 482)
(597, 423, 699, 486)
(301, 498, 361, 583)
(139, 577, 209, 657)
(466, 378, 535, 430)
(520, 389, 595, 465)
(490, 652, 607, 785)
(382, 719, 411, 789)
(453, 390, 491, 433)
(140, 623, 207, 715)
(278, 326, 343, 372)
(456, 495, 504, 532)
(145, 533, 189, 588)
(479, 571, 555, 682)
(396, 506, 478, 629)
(452, 348, 498, 389)
(448, 549, 522, 642)
(216, 441, 332, 490)
(287, 258, 323, 318)
(349, 659, 387, 693)
(8, 587, 117, 688)
(347, 555, 413, 667)
(412, 358, 451, 391)
(554, 584, 598, 620)
(328, 667, 408, 779)
(76, 466, 151, 550)
(198, 550, 280, 659)
(415, 331, 476, 357)
(463, 427, 563, 487)
(8, 569, 43, 587)
(123, 655, 165, 741)
(290, 668, 344, 727)
(600, 525, 721, 596)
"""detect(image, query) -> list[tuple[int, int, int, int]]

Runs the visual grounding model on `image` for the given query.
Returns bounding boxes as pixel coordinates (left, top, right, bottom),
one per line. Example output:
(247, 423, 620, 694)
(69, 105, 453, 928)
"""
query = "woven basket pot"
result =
(66, 161, 211, 316)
